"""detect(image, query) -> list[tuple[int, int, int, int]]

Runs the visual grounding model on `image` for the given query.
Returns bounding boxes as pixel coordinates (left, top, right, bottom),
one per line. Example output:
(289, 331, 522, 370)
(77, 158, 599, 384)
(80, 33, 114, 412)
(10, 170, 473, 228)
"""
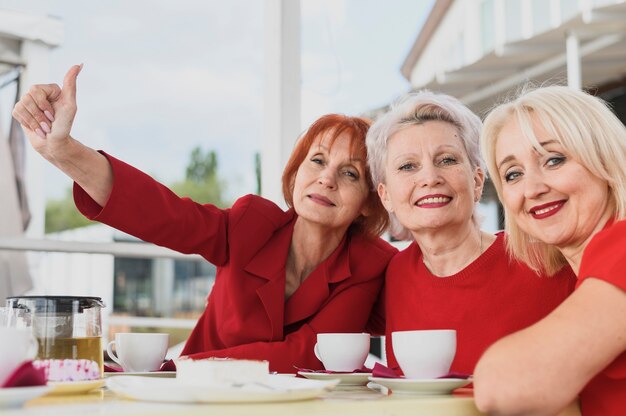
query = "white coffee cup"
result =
(0, 327, 39, 386)
(106, 333, 169, 372)
(392, 329, 456, 379)
(314, 333, 370, 372)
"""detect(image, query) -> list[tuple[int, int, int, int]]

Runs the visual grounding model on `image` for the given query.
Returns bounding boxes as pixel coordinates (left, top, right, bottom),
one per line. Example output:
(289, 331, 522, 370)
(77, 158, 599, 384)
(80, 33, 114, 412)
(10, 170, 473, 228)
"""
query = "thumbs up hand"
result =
(12, 64, 83, 160)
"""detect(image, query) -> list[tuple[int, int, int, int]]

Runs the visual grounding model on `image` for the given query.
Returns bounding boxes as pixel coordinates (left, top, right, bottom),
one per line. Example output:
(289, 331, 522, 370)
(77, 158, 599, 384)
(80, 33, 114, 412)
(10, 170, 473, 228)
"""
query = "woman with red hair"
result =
(14, 65, 396, 373)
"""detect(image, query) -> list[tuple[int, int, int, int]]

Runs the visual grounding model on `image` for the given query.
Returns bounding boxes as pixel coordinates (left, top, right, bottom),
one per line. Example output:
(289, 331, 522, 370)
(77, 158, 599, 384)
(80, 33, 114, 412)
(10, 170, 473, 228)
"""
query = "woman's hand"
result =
(12, 64, 114, 206)
(12, 64, 82, 161)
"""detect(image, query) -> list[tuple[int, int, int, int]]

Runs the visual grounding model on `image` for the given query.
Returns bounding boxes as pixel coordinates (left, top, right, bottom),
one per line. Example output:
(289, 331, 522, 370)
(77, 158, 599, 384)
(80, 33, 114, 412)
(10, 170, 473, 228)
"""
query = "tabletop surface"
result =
(4, 382, 485, 416)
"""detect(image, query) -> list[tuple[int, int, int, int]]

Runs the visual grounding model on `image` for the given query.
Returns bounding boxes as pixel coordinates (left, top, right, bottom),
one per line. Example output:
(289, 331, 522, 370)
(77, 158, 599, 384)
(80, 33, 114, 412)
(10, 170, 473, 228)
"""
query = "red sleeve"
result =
(73, 151, 231, 265)
(578, 220, 626, 292)
(184, 277, 384, 373)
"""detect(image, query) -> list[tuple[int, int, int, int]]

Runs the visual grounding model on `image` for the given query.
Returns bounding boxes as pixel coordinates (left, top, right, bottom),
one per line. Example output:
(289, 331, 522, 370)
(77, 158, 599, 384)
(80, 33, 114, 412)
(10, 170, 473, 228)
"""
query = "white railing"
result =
(0, 236, 200, 329)
(0, 237, 202, 260)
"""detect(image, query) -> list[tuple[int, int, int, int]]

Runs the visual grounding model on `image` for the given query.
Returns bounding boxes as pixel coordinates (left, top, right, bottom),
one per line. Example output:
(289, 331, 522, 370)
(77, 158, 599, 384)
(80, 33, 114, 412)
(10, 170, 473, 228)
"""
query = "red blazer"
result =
(74, 153, 397, 373)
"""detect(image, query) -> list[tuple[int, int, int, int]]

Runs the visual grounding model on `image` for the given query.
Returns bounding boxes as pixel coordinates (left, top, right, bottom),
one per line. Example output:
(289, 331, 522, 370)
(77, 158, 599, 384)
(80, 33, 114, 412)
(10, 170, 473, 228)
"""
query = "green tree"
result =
(170, 146, 227, 206)
(255, 151, 261, 195)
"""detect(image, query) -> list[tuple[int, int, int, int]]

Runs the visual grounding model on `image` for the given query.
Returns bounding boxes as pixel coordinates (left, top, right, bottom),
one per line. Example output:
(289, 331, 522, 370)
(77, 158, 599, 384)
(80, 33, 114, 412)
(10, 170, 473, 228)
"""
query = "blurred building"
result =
(393, 0, 626, 229)
(401, 0, 626, 117)
(42, 224, 215, 342)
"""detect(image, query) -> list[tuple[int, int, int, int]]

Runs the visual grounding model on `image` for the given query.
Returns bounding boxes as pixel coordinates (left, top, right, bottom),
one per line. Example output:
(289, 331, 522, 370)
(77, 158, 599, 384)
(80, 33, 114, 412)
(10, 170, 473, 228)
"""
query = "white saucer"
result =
(47, 379, 105, 395)
(368, 377, 471, 395)
(0, 385, 52, 408)
(298, 371, 372, 386)
(107, 374, 339, 403)
(104, 371, 176, 378)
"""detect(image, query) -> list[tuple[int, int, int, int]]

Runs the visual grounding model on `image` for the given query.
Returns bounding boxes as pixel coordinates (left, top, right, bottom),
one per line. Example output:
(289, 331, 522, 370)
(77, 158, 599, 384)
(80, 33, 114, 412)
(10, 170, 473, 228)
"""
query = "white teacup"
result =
(314, 333, 370, 372)
(0, 327, 39, 386)
(392, 329, 456, 379)
(106, 333, 169, 372)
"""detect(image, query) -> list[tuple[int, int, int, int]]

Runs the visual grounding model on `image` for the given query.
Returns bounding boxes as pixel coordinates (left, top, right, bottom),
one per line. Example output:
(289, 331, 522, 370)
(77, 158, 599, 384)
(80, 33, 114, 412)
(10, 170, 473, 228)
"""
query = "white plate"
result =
(0, 386, 52, 408)
(104, 371, 176, 378)
(368, 377, 471, 395)
(298, 371, 372, 386)
(107, 374, 339, 403)
(47, 379, 105, 395)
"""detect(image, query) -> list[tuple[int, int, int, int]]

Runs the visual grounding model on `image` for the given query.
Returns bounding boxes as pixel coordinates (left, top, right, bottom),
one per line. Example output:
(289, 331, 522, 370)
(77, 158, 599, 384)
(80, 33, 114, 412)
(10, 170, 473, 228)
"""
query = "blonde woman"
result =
(476, 86, 626, 416)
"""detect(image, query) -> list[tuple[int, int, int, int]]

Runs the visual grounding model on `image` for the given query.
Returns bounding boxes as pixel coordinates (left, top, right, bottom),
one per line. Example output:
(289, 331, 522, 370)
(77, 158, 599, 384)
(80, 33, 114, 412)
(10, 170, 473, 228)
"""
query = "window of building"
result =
(113, 256, 215, 318)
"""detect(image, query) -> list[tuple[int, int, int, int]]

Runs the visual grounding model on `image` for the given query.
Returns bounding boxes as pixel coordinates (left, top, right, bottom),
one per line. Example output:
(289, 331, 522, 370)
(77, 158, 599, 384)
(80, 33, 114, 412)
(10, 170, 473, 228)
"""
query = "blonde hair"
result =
(481, 85, 626, 275)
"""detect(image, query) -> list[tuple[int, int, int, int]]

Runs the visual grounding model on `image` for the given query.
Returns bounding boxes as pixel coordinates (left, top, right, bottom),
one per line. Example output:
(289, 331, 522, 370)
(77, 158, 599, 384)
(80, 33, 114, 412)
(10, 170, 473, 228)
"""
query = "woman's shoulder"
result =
(579, 219, 626, 286)
(349, 234, 398, 259)
(226, 195, 294, 240)
(587, 219, 626, 249)
(582, 219, 626, 263)
(346, 236, 398, 277)
(230, 194, 290, 221)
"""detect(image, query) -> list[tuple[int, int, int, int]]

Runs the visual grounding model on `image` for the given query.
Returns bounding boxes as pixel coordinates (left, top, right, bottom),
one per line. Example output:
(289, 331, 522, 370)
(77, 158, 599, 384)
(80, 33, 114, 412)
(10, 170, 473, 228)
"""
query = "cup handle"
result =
(314, 343, 322, 362)
(106, 340, 123, 367)
(27, 335, 38, 360)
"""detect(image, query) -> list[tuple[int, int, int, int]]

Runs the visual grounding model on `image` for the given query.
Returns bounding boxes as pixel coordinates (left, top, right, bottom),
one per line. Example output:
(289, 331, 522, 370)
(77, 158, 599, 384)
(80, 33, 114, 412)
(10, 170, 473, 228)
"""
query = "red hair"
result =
(281, 114, 389, 238)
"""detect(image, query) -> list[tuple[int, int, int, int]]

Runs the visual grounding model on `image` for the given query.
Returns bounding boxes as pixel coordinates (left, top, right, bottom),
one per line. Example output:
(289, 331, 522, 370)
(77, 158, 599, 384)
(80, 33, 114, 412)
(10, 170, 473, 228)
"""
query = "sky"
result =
(0, 0, 433, 203)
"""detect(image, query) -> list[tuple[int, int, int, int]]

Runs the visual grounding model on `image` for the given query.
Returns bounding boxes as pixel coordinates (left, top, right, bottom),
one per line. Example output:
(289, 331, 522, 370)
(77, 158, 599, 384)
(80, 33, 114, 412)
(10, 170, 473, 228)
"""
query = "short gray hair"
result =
(366, 90, 484, 240)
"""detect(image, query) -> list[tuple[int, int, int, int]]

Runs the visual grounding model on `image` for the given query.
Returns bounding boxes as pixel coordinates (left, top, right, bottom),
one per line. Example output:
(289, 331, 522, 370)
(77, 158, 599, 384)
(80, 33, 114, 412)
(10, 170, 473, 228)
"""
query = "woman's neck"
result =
(286, 218, 347, 290)
(559, 210, 614, 275)
(414, 225, 491, 277)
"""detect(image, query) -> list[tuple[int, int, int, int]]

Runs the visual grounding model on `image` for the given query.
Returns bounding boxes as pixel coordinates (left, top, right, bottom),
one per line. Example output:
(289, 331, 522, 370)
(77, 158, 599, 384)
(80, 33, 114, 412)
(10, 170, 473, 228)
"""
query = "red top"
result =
(577, 220, 626, 416)
(383, 232, 576, 375)
(74, 153, 397, 373)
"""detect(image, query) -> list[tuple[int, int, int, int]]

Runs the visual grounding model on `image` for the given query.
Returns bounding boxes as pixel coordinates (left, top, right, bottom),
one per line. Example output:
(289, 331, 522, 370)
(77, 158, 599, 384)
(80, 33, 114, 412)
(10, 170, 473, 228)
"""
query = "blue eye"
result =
(440, 157, 457, 165)
(343, 170, 358, 180)
(311, 157, 323, 165)
(504, 170, 522, 182)
(546, 156, 565, 167)
(398, 162, 415, 171)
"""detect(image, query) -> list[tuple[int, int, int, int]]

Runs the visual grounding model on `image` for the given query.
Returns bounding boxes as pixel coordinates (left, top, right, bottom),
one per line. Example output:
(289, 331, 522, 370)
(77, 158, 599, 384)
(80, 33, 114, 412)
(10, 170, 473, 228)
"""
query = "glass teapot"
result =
(6, 296, 105, 379)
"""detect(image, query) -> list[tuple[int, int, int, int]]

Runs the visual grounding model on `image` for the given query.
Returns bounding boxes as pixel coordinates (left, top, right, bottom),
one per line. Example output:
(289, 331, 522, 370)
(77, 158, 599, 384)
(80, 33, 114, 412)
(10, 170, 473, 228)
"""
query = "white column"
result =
(262, 0, 301, 207)
(152, 258, 175, 318)
(566, 31, 582, 90)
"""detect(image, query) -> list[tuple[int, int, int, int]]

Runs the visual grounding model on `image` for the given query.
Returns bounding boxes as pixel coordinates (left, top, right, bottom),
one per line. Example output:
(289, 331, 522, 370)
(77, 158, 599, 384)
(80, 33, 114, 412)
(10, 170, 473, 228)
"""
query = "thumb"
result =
(61, 64, 83, 101)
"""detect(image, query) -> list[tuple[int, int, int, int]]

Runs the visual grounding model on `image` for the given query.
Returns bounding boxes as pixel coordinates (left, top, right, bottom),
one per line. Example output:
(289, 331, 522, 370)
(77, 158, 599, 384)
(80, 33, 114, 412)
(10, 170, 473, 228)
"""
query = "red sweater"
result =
(384, 232, 576, 375)
(577, 220, 626, 416)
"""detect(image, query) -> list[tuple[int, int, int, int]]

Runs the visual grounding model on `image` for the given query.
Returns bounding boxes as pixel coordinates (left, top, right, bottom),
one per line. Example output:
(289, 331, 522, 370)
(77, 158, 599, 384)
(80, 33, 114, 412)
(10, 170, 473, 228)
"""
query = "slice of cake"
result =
(175, 358, 269, 387)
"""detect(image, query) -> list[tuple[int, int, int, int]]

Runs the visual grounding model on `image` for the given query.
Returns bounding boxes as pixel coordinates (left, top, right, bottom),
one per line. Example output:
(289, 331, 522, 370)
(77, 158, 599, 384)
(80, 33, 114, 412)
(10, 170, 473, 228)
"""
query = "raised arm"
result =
(12, 64, 113, 206)
(474, 278, 626, 415)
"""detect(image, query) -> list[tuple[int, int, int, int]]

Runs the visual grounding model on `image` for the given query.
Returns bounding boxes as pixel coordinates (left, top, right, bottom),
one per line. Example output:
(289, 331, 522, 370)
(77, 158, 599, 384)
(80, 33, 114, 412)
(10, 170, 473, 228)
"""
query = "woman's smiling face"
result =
(291, 130, 370, 233)
(495, 114, 612, 252)
(378, 120, 484, 234)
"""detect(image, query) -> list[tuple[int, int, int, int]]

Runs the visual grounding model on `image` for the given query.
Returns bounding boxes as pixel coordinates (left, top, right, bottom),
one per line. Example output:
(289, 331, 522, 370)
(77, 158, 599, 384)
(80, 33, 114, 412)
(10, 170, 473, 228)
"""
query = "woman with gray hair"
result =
(366, 91, 575, 376)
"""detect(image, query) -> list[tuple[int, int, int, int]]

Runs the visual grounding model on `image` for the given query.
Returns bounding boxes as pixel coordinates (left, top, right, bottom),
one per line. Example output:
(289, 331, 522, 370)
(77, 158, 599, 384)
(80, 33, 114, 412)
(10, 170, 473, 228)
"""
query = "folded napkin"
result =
(104, 359, 176, 373)
(1, 361, 47, 388)
(371, 362, 471, 379)
(294, 365, 372, 374)
(103, 364, 123, 373)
